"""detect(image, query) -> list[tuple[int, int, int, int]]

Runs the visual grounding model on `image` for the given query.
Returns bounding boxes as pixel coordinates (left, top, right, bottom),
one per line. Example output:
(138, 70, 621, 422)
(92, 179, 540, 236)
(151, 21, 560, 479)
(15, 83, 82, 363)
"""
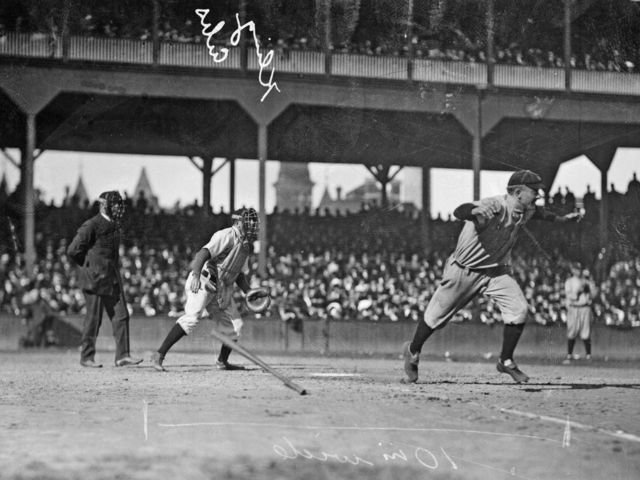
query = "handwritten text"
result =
(195, 9, 281, 102)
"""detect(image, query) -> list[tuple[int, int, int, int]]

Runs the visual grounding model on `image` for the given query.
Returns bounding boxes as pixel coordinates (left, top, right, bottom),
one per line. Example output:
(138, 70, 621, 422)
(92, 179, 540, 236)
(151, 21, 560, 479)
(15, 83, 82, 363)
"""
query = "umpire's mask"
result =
(99, 191, 125, 223)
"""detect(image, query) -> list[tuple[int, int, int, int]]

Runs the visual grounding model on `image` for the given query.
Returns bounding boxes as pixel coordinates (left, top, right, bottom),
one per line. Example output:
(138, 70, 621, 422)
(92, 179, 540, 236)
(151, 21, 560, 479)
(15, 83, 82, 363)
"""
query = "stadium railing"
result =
(1, 33, 639, 95)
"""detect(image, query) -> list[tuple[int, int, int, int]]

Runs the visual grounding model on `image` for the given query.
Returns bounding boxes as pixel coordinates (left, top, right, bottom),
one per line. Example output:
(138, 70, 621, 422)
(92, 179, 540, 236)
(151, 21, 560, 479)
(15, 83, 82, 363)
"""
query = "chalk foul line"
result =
(156, 420, 559, 443)
(500, 408, 640, 443)
(143, 399, 149, 441)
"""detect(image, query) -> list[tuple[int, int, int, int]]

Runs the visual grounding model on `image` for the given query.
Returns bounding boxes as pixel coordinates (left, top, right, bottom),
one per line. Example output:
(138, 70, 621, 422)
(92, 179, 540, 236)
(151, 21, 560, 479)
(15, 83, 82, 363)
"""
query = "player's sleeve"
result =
(453, 198, 490, 220)
(453, 203, 477, 221)
(203, 229, 233, 258)
(454, 198, 502, 230)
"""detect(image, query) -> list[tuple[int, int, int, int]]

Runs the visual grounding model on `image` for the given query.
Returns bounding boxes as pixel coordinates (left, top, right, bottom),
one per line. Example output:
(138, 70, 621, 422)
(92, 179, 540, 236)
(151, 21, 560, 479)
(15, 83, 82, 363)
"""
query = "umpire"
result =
(68, 191, 142, 368)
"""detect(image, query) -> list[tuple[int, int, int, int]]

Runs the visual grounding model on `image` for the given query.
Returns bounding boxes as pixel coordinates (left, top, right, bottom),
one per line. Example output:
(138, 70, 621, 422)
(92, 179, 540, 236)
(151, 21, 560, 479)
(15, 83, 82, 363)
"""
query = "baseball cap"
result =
(508, 170, 545, 191)
(98, 190, 122, 201)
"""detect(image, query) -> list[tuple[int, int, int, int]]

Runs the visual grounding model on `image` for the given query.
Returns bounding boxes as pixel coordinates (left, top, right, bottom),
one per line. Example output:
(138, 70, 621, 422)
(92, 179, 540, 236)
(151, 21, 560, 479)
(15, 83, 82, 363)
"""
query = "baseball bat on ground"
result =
(210, 328, 308, 396)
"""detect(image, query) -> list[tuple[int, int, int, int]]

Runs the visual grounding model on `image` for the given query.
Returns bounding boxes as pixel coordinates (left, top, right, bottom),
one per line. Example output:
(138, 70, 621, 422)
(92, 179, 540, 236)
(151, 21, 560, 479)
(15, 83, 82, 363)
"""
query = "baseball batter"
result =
(403, 170, 582, 384)
(563, 264, 595, 363)
(151, 208, 259, 371)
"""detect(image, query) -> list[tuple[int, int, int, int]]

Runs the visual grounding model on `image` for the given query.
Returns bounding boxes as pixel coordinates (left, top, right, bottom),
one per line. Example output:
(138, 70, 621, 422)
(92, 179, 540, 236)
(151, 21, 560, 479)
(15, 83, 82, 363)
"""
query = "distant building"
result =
(317, 178, 403, 214)
(63, 172, 89, 207)
(73, 174, 89, 206)
(132, 167, 159, 211)
(274, 163, 314, 213)
(399, 167, 422, 209)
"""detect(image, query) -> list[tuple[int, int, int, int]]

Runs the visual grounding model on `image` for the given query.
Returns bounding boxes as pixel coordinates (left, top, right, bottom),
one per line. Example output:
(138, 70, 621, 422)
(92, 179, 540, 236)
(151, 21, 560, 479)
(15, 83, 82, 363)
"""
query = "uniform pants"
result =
(177, 272, 243, 338)
(566, 306, 592, 340)
(424, 257, 529, 329)
(81, 288, 130, 362)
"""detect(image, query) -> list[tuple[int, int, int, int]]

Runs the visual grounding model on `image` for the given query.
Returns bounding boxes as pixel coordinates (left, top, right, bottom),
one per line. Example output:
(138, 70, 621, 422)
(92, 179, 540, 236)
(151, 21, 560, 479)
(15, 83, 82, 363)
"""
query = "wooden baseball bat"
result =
(7, 217, 22, 267)
(210, 328, 308, 396)
(7, 217, 19, 252)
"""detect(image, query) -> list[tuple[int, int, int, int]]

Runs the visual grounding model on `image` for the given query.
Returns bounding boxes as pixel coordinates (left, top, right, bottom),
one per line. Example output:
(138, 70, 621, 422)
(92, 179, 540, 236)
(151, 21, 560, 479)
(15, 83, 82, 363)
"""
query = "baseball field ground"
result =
(2, 350, 639, 480)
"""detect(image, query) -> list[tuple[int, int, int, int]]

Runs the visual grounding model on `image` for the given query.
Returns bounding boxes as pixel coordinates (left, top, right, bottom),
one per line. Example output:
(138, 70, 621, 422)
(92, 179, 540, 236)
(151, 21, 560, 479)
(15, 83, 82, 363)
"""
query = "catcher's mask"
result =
(99, 191, 125, 222)
(233, 208, 259, 241)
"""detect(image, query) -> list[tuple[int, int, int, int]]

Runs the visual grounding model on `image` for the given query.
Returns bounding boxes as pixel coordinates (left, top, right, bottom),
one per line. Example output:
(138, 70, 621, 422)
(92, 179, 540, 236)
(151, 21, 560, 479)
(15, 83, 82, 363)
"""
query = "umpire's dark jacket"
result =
(67, 213, 122, 295)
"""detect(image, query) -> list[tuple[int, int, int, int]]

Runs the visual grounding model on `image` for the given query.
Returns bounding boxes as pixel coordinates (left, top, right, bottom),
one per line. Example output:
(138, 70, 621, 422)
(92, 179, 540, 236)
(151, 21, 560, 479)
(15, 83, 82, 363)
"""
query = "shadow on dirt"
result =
(416, 380, 640, 391)
(522, 383, 640, 392)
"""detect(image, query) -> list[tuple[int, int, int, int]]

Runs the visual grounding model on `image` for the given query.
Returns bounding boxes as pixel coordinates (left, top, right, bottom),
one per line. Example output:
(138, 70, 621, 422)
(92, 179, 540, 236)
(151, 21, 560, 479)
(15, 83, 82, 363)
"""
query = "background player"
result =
(403, 170, 583, 384)
(151, 208, 259, 371)
(563, 263, 596, 363)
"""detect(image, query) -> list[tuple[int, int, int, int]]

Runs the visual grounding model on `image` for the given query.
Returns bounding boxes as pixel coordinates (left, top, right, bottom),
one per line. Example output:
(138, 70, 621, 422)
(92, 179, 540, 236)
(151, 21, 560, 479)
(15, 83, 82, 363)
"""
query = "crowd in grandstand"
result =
(1, 0, 639, 73)
(2, 174, 640, 333)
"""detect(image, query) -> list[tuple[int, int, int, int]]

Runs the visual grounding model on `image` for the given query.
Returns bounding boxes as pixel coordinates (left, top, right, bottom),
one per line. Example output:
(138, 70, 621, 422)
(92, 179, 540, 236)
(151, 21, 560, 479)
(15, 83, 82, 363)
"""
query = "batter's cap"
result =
(508, 170, 545, 191)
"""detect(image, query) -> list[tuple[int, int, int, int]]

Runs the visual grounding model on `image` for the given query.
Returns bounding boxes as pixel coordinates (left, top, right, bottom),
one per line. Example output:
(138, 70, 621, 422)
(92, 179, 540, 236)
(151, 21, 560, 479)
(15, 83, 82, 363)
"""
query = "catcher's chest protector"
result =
(217, 239, 252, 286)
(216, 239, 252, 310)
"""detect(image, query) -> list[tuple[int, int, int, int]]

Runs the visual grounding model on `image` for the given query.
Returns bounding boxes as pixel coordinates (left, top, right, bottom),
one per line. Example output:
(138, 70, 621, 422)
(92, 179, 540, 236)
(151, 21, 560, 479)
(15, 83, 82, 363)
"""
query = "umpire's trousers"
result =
(80, 288, 131, 362)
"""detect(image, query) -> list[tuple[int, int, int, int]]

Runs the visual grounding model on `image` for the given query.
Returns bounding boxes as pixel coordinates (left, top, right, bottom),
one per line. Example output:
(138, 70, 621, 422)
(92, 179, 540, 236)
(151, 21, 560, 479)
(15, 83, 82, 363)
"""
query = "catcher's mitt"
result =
(245, 287, 271, 314)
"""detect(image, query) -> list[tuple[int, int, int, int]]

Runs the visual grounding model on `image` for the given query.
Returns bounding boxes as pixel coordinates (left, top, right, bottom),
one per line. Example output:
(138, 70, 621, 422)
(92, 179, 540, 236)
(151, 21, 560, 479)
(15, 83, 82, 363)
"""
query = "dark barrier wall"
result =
(1, 314, 639, 360)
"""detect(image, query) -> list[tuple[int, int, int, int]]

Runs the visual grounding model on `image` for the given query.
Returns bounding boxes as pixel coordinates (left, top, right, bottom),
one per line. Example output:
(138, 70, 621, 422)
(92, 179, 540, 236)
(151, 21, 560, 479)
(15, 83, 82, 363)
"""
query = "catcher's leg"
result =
(152, 274, 212, 371)
(216, 301, 245, 370)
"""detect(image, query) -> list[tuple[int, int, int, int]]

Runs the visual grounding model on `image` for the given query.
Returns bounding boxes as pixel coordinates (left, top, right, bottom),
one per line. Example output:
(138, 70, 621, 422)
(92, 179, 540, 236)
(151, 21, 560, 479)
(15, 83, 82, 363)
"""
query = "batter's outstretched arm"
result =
(533, 207, 583, 223)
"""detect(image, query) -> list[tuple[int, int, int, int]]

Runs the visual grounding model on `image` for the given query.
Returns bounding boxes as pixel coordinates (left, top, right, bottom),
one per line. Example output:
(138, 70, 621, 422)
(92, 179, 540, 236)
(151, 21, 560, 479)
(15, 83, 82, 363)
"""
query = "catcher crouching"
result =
(151, 207, 270, 371)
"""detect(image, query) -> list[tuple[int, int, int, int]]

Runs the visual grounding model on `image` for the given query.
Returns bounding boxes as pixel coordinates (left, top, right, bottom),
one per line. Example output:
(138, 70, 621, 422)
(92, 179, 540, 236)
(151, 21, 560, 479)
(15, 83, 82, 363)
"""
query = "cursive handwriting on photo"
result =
(195, 9, 281, 102)
(274, 437, 461, 471)
(272, 437, 538, 478)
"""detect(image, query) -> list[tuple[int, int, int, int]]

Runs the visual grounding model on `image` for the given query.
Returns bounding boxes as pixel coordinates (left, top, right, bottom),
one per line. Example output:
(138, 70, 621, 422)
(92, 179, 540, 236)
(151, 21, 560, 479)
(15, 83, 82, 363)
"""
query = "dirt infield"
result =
(1, 350, 639, 480)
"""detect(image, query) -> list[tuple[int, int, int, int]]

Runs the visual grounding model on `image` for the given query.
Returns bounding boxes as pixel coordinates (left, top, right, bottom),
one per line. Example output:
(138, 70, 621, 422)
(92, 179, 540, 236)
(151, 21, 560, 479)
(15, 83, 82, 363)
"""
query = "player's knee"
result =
(177, 318, 196, 335)
(504, 304, 528, 325)
(423, 311, 440, 329)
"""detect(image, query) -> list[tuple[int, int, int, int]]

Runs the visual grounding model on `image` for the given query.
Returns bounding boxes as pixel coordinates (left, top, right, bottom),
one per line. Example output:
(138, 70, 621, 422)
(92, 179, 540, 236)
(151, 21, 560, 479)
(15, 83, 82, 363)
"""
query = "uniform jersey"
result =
(564, 275, 594, 340)
(177, 224, 246, 338)
(202, 225, 247, 275)
(564, 276, 594, 307)
(453, 195, 552, 269)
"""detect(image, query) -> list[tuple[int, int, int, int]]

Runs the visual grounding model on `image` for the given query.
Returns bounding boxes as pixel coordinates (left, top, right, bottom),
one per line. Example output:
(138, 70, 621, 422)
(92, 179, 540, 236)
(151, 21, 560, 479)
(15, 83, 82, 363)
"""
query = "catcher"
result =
(151, 207, 270, 371)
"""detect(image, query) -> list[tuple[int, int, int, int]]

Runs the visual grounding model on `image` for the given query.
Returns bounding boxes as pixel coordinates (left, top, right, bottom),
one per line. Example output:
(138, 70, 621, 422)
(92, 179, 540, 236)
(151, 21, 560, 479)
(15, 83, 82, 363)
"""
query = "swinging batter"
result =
(402, 170, 583, 384)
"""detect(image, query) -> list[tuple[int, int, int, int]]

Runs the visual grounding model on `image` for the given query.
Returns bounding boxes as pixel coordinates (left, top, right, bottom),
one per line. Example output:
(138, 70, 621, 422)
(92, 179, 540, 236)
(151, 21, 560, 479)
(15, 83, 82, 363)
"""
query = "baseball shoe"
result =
(151, 352, 166, 372)
(496, 359, 529, 383)
(115, 356, 143, 367)
(402, 341, 419, 383)
(216, 360, 246, 371)
(562, 354, 572, 365)
(585, 354, 592, 361)
(80, 359, 103, 368)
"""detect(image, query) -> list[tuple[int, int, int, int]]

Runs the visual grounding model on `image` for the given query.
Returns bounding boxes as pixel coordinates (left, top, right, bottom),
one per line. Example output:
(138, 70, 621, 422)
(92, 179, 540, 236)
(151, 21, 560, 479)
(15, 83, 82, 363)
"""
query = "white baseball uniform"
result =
(176, 224, 246, 338)
(564, 275, 594, 340)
